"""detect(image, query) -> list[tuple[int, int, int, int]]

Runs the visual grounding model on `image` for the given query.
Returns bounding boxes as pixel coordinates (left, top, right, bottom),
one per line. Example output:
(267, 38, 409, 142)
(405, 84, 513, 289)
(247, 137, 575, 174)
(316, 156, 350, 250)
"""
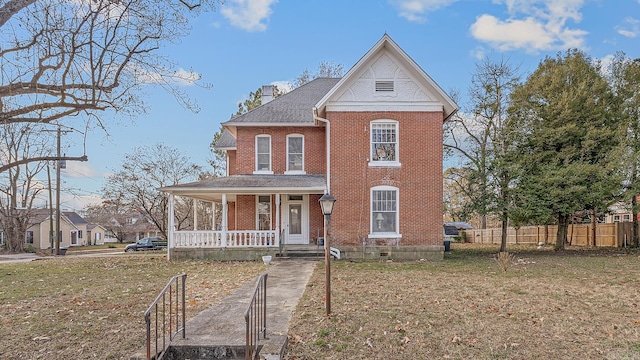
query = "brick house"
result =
(161, 35, 457, 260)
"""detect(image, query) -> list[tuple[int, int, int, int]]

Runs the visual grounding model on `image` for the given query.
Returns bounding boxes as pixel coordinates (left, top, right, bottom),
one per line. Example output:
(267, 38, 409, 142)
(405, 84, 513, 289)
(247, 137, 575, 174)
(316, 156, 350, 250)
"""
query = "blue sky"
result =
(59, 0, 640, 210)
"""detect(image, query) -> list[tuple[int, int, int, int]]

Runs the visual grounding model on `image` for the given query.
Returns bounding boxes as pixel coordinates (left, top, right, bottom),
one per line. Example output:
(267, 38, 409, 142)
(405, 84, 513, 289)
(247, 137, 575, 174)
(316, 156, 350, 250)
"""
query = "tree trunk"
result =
(556, 214, 569, 250)
(633, 195, 638, 247)
(500, 218, 508, 252)
(545, 224, 549, 244)
(591, 208, 597, 247)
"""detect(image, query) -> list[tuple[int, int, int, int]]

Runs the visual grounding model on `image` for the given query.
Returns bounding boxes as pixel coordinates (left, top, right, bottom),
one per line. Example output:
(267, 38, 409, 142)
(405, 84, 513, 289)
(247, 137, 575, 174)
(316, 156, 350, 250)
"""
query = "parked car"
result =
(124, 237, 167, 252)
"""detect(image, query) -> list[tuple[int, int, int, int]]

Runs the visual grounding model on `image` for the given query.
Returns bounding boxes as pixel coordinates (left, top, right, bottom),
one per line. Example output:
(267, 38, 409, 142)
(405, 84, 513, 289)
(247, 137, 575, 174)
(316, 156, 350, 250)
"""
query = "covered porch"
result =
(161, 175, 327, 260)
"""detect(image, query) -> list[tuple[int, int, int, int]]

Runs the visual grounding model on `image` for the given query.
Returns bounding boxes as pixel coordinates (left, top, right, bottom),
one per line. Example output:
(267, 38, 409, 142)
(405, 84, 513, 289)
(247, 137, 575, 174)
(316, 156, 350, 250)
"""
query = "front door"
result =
(282, 195, 309, 244)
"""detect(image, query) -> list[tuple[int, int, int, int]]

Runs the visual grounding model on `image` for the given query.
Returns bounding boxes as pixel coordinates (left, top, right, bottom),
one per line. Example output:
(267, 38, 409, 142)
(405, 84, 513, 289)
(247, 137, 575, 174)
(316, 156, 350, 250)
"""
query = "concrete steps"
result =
(276, 245, 325, 260)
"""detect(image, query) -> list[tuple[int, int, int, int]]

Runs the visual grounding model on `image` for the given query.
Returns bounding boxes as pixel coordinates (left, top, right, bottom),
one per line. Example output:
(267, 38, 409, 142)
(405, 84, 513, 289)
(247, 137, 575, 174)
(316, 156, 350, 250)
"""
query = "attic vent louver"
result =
(375, 81, 394, 92)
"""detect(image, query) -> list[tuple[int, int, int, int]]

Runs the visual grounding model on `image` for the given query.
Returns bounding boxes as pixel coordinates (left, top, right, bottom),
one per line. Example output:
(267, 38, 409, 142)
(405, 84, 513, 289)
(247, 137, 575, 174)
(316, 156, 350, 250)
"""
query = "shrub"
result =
(495, 251, 515, 272)
(24, 245, 36, 253)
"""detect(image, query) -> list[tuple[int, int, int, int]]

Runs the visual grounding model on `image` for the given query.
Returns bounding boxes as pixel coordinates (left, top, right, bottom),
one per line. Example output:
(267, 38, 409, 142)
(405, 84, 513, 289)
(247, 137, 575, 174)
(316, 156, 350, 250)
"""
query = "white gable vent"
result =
(375, 80, 394, 92)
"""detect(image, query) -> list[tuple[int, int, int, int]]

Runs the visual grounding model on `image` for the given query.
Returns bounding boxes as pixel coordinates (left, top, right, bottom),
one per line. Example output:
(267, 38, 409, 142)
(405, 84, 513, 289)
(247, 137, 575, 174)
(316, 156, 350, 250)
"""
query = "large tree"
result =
(101, 144, 201, 240)
(608, 53, 640, 246)
(0, 0, 219, 171)
(507, 49, 621, 250)
(444, 56, 520, 251)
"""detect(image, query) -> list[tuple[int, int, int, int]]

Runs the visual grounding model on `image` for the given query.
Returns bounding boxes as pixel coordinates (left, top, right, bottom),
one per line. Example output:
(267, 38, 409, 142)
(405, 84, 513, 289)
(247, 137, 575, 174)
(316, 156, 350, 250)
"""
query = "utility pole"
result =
(56, 127, 61, 256)
(43, 126, 84, 255)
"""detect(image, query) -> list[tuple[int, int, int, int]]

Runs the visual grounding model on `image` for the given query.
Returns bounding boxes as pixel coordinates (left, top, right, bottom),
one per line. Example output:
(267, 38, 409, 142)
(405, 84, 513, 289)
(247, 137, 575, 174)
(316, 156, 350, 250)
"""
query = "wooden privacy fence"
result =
(463, 222, 635, 247)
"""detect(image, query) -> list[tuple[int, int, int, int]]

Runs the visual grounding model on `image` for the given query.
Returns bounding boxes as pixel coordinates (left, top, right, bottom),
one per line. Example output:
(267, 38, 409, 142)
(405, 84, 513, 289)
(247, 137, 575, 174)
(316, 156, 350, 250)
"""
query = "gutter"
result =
(313, 107, 330, 193)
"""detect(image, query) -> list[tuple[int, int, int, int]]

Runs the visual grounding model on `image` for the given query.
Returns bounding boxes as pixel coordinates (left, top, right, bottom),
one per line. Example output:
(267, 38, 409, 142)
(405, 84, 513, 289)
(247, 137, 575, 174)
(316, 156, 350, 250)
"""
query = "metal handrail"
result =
(144, 273, 187, 360)
(245, 273, 268, 360)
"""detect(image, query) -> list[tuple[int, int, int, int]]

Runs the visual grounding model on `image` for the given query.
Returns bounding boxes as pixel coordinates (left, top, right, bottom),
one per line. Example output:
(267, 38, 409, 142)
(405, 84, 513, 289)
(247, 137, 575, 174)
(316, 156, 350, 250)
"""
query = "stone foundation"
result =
(169, 247, 277, 261)
(338, 245, 444, 261)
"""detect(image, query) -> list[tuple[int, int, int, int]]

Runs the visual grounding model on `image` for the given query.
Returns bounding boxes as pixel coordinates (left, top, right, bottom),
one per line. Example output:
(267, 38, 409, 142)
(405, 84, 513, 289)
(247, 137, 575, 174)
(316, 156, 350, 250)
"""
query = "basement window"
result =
(375, 81, 394, 92)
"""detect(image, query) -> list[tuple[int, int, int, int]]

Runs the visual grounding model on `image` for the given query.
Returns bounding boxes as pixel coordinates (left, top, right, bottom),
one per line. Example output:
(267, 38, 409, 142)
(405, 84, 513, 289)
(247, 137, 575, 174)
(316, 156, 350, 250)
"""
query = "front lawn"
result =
(0, 256, 265, 359)
(285, 244, 640, 359)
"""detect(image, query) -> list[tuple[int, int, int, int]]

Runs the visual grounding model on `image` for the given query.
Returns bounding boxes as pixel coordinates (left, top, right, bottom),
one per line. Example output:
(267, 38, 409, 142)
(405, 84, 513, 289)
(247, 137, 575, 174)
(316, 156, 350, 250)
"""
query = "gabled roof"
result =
(314, 34, 458, 121)
(63, 211, 88, 225)
(222, 78, 341, 130)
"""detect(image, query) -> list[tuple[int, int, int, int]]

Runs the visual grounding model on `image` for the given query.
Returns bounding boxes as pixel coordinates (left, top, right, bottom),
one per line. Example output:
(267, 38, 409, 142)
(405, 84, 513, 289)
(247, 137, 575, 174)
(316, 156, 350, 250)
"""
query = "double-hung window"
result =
(255, 135, 272, 173)
(370, 186, 400, 237)
(370, 120, 399, 166)
(25, 231, 34, 244)
(286, 134, 304, 174)
(257, 195, 272, 230)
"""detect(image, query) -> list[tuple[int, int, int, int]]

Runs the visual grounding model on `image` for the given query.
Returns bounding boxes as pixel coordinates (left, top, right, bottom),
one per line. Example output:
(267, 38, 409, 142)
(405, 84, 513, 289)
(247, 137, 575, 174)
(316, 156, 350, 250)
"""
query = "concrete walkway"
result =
(159, 259, 316, 360)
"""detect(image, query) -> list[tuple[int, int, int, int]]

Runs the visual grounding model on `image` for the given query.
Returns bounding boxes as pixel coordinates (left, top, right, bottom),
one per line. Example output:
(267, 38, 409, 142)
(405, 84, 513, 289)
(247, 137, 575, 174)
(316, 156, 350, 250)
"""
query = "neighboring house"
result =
(87, 224, 107, 245)
(96, 210, 161, 243)
(606, 201, 634, 223)
(19, 209, 89, 249)
(161, 35, 458, 260)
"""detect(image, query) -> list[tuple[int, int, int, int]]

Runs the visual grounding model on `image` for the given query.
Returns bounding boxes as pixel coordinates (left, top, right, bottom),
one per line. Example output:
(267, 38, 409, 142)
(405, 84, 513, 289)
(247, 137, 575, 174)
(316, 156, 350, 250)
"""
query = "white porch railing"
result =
(173, 230, 278, 248)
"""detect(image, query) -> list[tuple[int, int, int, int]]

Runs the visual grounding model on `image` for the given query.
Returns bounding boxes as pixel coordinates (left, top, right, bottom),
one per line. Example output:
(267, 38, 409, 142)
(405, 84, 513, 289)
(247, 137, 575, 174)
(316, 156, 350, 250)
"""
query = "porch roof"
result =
(160, 174, 327, 202)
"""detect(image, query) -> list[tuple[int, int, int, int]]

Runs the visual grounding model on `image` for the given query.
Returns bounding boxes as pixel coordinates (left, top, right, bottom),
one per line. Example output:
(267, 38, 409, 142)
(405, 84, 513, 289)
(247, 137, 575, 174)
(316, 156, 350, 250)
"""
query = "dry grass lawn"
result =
(0, 254, 265, 359)
(2, 245, 640, 360)
(284, 244, 640, 359)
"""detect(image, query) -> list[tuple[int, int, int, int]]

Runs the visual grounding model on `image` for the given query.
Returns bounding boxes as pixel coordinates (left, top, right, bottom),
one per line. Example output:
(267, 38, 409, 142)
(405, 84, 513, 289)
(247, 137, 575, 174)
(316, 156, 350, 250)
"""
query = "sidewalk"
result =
(0, 253, 39, 263)
(134, 259, 317, 360)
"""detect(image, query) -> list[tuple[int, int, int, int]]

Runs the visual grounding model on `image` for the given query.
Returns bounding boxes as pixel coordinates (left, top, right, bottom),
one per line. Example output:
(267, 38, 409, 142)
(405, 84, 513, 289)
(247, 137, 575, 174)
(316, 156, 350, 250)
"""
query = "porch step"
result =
(277, 245, 325, 259)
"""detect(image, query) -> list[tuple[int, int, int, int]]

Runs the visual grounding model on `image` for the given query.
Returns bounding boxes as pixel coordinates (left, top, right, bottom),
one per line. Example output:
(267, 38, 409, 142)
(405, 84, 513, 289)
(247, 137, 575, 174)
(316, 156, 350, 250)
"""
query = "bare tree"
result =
(0, 123, 51, 251)
(102, 143, 201, 240)
(0, 0, 220, 170)
(293, 61, 344, 88)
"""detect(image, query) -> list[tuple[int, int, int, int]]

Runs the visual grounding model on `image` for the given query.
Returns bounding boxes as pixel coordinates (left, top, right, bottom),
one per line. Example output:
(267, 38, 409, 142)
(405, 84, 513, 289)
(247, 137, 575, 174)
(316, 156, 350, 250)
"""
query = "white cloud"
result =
(471, 0, 588, 53)
(221, 0, 278, 32)
(270, 80, 292, 94)
(63, 161, 100, 179)
(616, 17, 639, 38)
(390, 0, 459, 22)
(129, 64, 200, 87)
(173, 68, 201, 86)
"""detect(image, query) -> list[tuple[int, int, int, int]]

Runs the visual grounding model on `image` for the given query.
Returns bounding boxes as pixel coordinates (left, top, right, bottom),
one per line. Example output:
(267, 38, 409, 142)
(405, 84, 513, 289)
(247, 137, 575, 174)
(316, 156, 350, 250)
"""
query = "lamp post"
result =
(319, 193, 336, 316)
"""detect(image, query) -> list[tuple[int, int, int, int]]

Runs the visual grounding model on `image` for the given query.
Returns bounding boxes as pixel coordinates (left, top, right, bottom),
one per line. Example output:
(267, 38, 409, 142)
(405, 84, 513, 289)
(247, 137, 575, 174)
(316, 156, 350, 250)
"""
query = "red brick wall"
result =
(227, 150, 237, 176)
(234, 127, 326, 175)
(327, 111, 444, 247)
(236, 195, 256, 230)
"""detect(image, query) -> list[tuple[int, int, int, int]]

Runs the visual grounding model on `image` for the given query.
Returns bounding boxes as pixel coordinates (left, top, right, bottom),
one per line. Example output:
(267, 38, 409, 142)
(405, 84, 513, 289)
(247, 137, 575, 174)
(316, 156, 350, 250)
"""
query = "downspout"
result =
(313, 107, 330, 192)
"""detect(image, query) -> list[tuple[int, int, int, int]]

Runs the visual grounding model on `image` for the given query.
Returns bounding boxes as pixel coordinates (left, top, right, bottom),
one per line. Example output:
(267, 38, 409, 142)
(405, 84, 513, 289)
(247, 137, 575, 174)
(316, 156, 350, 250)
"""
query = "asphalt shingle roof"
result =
(162, 174, 326, 192)
(223, 78, 341, 126)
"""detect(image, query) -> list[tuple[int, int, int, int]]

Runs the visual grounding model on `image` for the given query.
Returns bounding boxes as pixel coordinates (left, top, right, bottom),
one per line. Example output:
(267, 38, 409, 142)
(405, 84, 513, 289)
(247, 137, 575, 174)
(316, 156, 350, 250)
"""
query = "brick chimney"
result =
(261, 85, 274, 104)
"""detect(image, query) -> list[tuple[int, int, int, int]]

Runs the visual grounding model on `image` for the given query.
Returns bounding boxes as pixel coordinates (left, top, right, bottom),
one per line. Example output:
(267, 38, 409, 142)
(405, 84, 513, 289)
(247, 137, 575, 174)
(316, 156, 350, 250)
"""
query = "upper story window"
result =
(370, 120, 400, 167)
(286, 134, 305, 174)
(255, 135, 272, 174)
(370, 186, 400, 238)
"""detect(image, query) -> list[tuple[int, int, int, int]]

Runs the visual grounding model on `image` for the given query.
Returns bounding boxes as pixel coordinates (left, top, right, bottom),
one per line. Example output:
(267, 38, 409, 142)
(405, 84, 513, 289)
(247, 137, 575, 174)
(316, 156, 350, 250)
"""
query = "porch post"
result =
(168, 194, 175, 261)
(222, 194, 228, 247)
(193, 199, 198, 231)
(275, 193, 280, 246)
(212, 202, 216, 230)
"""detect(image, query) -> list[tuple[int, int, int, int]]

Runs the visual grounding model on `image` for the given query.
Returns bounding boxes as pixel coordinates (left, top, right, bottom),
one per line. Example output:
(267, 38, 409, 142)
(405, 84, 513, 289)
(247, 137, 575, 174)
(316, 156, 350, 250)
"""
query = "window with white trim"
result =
(257, 195, 271, 230)
(255, 135, 272, 173)
(370, 120, 399, 166)
(286, 134, 304, 173)
(614, 215, 620, 222)
(370, 186, 399, 236)
(623, 214, 631, 222)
